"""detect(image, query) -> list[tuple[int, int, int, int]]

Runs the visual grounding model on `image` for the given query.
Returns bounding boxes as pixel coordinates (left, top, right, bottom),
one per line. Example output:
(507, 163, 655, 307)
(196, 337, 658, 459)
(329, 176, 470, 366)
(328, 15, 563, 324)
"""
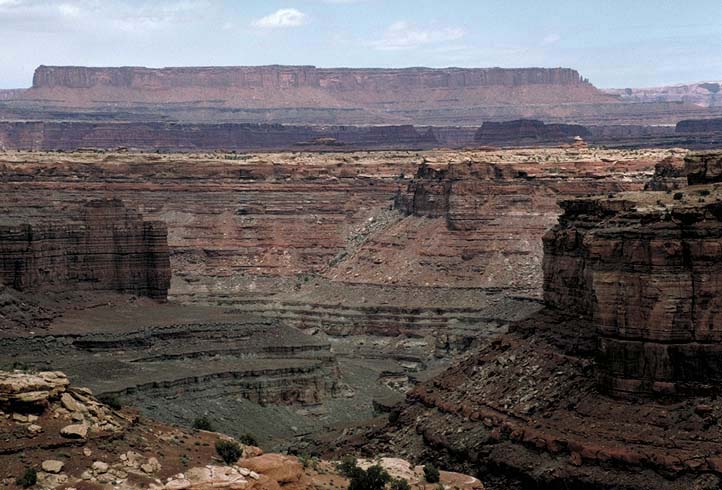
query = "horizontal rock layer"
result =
(0, 199, 170, 300)
(32, 65, 592, 90)
(0, 121, 439, 151)
(544, 151, 722, 396)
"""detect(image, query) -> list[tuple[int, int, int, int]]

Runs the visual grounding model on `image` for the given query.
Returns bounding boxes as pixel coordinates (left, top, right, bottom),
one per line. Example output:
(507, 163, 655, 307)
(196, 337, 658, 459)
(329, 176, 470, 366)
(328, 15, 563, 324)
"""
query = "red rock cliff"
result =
(0, 199, 171, 300)
(32, 65, 592, 90)
(543, 151, 722, 396)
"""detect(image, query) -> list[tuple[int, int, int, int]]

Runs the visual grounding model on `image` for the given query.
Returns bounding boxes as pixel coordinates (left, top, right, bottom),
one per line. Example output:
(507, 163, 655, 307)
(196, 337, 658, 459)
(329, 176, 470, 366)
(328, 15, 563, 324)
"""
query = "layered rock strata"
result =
(544, 151, 722, 396)
(0, 199, 170, 300)
(474, 119, 589, 146)
(345, 151, 722, 489)
(0, 121, 438, 152)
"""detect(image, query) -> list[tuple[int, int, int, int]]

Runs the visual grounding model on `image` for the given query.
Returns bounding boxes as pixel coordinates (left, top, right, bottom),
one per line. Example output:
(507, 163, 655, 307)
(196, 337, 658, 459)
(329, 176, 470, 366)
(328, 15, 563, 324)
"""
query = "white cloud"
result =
(0, 0, 213, 32)
(542, 33, 561, 46)
(252, 8, 307, 29)
(371, 21, 464, 51)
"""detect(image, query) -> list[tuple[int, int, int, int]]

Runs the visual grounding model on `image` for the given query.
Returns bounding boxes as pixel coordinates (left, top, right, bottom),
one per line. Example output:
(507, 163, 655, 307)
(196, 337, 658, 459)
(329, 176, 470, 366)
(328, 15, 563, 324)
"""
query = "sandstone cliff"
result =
(544, 151, 722, 397)
(0, 121, 437, 151)
(0, 199, 170, 300)
(474, 119, 589, 146)
(7, 65, 624, 126)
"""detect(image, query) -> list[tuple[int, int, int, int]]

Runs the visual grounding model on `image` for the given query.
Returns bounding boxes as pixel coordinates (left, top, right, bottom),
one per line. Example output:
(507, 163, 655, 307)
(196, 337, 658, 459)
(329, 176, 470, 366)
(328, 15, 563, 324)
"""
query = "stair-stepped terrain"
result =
(340, 151, 722, 490)
(0, 369, 485, 490)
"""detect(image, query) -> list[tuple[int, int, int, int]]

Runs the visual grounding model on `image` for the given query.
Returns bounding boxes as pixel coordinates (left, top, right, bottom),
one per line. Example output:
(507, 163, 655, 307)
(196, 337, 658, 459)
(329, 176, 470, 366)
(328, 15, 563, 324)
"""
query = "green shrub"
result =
(192, 416, 213, 431)
(348, 464, 390, 490)
(16, 468, 37, 488)
(424, 463, 440, 483)
(337, 455, 358, 477)
(215, 440, 242, 465)
(389, 478, 410, 490)
(98, 394, 122, 410)
(238, 433, 258, 446)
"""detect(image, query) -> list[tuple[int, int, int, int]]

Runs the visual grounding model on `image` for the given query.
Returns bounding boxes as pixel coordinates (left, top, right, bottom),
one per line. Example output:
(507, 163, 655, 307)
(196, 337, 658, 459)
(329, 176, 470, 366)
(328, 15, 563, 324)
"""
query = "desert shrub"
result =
(238, 433, 258, 446)
(98, 394, 122, 410)
(424, 463, 440, 483)
(192, 416, 213, 431)
(16, 468, 37, 488)
(348, 464, 390, 490)
(389, 478, 410, 490)
(215, 440, 242, 465)
(337, 455, 359, 477)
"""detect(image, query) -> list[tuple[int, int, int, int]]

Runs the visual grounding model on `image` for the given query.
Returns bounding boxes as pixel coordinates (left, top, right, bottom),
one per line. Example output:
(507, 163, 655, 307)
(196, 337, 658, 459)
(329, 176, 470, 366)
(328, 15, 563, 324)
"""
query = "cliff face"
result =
(474, 119, 589, 146)
(543, 151, 722, 397)
(676, 117, 722, 133)
(8, 64, 624, 126)
(0, 121, 438, 151)
(32, 65, 592, 91)
(0, 199, 170, 300)
(341, 151, 659, 290)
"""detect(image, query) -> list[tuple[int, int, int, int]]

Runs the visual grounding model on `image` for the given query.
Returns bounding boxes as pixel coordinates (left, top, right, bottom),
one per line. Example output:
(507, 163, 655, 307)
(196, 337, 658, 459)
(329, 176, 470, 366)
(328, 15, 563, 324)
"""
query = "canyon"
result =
(0, 147, 675, 456)
(334, 151, 722, 490)
(2, 63, 722, 490)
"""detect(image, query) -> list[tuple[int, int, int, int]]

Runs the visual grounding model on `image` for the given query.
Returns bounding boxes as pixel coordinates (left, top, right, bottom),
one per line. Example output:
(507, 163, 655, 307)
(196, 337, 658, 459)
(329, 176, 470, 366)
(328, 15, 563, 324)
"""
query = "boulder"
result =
(41, 460, 65, 474)
(61, 423, 88, 438)
(238, 454, 303, 484)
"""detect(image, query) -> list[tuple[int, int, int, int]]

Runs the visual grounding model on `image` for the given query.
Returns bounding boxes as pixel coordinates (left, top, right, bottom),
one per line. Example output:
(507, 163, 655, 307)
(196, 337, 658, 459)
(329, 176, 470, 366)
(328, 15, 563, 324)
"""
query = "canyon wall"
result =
(0, 199, 170, 300)
(474, 119, 589, 146)
(30, 65, 595, 92)
(327, 150, 661, 290)
(346, 151, 722, 490)
(543, 151, 722, 397)
(677, 117, 722, 133)
(0, 121, 438, 151)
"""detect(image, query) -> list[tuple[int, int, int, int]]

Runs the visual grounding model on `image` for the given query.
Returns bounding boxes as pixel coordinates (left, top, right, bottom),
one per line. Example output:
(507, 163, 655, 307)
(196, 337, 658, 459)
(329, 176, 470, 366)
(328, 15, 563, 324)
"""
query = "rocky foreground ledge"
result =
(0, 370, 482, 490)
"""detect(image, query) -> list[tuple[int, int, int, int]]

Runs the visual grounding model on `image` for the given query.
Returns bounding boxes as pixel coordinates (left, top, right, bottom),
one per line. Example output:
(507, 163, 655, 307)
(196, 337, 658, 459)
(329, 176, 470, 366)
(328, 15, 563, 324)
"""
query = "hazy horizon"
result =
(1, 0, 720, 89)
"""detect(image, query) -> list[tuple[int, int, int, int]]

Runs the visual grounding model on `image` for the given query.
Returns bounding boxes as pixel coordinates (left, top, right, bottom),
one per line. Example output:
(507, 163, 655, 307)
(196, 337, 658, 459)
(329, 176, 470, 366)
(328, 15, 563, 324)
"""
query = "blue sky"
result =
(0, 0, 720, 89)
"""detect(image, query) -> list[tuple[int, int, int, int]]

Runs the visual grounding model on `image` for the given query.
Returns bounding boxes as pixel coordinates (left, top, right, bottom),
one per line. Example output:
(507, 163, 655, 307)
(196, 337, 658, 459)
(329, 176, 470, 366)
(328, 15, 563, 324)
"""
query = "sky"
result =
(0, 0, 720, 89)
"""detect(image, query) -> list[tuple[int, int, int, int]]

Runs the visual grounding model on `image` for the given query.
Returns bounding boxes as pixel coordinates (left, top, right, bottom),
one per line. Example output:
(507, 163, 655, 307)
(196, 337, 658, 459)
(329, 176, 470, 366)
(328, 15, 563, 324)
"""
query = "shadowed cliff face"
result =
(0, 199, 170, 301)
(544, 151, 722, 397)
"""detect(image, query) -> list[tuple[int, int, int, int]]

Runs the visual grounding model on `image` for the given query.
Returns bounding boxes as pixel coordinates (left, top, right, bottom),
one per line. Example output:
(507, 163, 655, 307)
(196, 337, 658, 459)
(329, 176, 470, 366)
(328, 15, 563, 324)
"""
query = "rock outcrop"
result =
(0, 199, 170, 300)
(474, 119, 589, 146)
(544, 150, 722, 397)
(0, 369, 481, 490)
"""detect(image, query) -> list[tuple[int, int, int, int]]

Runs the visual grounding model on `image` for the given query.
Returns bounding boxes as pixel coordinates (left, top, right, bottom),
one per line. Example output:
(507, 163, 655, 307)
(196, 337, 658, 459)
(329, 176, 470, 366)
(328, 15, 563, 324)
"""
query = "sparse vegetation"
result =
(215, 440, 242, 465)
(16, 468, 37, 488)
(238, 433, 258, 446)
(389, 478, 410, 490)
(424, 463, 440, 483)
(348, 464, 390, 490)
(192, 416, 214, 431)
(337, 455, 358, 477)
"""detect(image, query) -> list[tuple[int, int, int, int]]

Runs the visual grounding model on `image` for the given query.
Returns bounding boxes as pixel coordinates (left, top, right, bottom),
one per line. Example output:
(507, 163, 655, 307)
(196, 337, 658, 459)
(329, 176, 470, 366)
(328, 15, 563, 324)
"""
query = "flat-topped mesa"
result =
(32, 65, 591, 90)
(474, 119, 590, 146)
(0, 199, 170, 300)
(543, 151, 722, 397)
